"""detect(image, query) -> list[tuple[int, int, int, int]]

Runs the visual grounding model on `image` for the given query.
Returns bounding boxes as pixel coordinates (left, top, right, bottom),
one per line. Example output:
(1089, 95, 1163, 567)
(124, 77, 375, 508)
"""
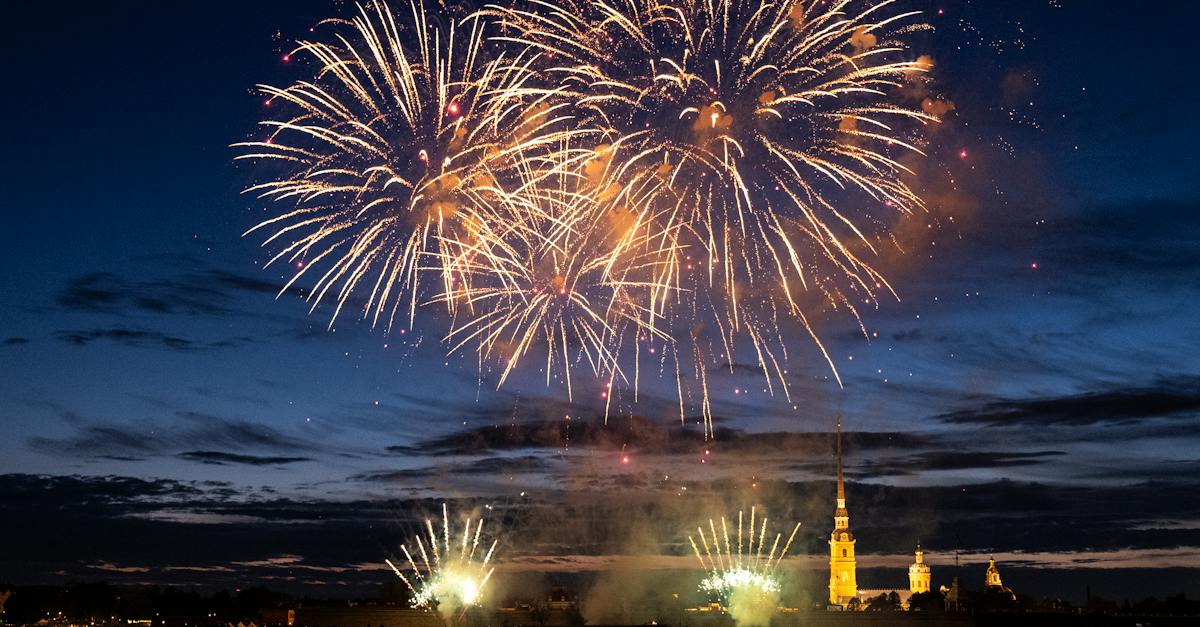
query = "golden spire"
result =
(829, 414, 856, 606)
(836, 415, 845, 506)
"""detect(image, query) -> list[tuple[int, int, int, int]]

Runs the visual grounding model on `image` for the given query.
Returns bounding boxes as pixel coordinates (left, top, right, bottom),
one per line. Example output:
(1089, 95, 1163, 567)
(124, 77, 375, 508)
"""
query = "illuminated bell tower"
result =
(909, 545, 931, 594)
(828, 417, 857, 606)
(985, 558, 1004, 589)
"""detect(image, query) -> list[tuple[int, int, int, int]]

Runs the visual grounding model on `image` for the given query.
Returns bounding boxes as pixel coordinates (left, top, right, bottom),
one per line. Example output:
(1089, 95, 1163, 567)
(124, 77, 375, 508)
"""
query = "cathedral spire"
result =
(836, 415, 845, 507)
(833, 416, 849, 527)
(829, 415, 856, 606)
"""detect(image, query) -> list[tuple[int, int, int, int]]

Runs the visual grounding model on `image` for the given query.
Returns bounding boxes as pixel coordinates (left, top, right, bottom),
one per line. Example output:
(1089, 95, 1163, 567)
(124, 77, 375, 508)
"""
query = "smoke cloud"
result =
(726, 585, 780, 627)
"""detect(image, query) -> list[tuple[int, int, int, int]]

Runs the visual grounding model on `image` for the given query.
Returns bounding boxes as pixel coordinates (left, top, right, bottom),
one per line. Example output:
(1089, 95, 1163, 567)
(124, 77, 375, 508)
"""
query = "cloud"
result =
(937, 375, 1200, 427)
(179, 451, 313, 466)
(889, 329, 924, 342)
(55, 328, 250, 352)
(28, 410, 318, 460)
(976, 201, 1200, 296)
(88, 561, 151, 574)
(57, 272, 131, 311)
(37, 261, 358, 359)
(3, 336, 29, 345)
(391, 415, 935, 457)
(58, 272, 229, 316)
(1, 474, 205, 507)
(205, 269, 302, 297)
(351, 455, 554, 482)
(55, 267, 307, 318)
(848, 450, 1066, 478)
(1077, 458, 1200, 483)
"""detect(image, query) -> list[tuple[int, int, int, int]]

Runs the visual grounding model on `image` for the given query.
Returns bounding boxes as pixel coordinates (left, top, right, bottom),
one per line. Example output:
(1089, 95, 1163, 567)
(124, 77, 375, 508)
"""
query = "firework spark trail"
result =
(689, 508, 802, 603)
(237, 0, 580, 333)
(435, 149, 681, 406)
(386, 504, 498, 615)
(239, 0, 941, 431)
(238, 0, 683, 414)
(482, 0, 940, 432)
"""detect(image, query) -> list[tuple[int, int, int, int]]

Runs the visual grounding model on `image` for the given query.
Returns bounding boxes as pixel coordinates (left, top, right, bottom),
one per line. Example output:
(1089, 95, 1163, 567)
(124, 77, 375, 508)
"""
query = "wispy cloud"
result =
(847, 450, 1066, 478)
(391, 415, 935, 457)
(55, 268, 306, 318)
(937, 375, 1200, 427)
(351, 455, 555, 482)
(28, 410, 319, 460)
(56, 328, 251, 352)
(179, 451, 313, 466)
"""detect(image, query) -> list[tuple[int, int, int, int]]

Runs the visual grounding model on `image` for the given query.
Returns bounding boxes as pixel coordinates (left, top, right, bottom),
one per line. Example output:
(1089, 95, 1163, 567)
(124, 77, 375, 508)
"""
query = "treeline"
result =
(2, 582, 1198, 625)
(1085, 592, 1200, 616)
(0, 582, 354, 625)
(853, 588, 1200, 616)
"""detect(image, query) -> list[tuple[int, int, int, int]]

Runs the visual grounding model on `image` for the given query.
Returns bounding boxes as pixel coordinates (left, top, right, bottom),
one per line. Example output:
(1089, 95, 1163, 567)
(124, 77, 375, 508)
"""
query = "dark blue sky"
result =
(2, 0, 1200, 605)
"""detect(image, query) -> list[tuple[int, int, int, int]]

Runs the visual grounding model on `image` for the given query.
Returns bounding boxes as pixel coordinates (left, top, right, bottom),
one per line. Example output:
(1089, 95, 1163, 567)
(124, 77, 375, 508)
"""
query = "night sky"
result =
(2, 0, 1200, 608)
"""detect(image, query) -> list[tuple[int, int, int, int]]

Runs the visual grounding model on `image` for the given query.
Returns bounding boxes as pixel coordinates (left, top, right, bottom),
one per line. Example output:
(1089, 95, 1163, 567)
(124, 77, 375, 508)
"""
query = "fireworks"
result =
(436, 158, 680, 401)
(386, 504, 498, 615)
(238, 0, 943, 426)
(700, 568, 780, 597)
(689, 508, 801, 603)
(485, 0, 938, 431)
(236, 0, 574, 331)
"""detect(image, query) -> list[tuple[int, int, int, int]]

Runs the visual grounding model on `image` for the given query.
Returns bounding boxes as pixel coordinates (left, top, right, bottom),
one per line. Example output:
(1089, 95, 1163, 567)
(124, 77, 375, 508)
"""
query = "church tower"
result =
(909, 545, 931, 594)
(984, 558, 1004, 589)
(828, 417, 857, 605)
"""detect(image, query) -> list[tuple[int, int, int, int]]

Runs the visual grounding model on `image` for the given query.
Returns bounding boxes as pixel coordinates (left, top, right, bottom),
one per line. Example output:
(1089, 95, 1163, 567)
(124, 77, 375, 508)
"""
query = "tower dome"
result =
(985, 558, 1003, 589)
(909, 545, 931, 594)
